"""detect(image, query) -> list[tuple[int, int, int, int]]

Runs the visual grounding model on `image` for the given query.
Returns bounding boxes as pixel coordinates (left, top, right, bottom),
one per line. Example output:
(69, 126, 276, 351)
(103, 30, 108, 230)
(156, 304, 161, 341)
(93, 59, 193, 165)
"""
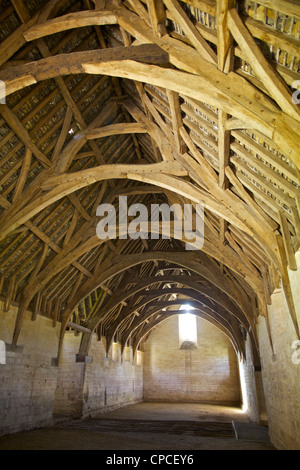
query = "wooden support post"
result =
(163, 0, 217, 64)
(146, 0, 167, 37)
(4, 276, 16, 312)
(218, 110, 230, 190)
(12, 148, 32, 203)
(279, 211, 297, 271)
(217, 0, 236, 72)
(31, 291, 41, 321)
(216, 0, 234, 250)
(0, 105, 51, 168)
(53, 298, 60, 327)
(166, 90, 186, 154)
(227, 8, 300, 123)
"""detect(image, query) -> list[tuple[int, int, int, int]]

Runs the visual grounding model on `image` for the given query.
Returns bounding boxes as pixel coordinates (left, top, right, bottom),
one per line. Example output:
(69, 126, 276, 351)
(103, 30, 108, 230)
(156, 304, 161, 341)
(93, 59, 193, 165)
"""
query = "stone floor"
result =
(0, 402, 276, 450)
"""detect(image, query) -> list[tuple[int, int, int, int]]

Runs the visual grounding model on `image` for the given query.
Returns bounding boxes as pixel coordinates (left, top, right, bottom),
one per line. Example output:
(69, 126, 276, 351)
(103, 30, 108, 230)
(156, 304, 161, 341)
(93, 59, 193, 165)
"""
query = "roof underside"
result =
(0, 0, 299, 364)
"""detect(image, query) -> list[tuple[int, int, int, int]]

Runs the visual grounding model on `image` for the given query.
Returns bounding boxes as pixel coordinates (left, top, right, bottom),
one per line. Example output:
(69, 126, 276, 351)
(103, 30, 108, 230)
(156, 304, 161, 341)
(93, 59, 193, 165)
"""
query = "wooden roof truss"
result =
(0, 0, 299, 366)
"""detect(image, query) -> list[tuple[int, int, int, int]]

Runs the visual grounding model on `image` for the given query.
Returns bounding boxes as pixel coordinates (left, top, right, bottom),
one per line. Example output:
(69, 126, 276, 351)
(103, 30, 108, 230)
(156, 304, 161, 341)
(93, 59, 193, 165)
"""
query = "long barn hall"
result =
(0, 0, 299, 452)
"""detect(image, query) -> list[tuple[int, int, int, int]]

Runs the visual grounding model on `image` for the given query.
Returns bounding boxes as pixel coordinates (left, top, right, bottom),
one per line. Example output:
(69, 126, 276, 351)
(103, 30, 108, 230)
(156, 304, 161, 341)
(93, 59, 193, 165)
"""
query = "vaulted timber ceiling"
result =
(0, 0, 299, 365)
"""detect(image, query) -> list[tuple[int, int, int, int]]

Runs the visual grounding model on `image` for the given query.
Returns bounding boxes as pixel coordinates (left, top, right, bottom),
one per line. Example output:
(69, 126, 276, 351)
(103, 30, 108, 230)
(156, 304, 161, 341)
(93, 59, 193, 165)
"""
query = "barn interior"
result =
(0, 0, 299, 451)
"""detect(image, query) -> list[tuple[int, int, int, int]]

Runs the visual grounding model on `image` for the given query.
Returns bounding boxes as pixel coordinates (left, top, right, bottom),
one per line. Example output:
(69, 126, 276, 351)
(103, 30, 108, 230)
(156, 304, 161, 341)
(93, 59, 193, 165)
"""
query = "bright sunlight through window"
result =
(178, 305, 197, 346)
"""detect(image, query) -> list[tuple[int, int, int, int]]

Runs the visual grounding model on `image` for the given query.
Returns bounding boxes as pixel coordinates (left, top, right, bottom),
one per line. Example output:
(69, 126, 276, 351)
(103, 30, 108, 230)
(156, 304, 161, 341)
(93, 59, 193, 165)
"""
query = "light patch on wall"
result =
(112, 342, 120, 362)
(124, 346, 131, 362)
(136, 350, 142, 366)
(0, 340, 6, 364)
(238, 360, 249, 413)
(178, 306, 197, 348)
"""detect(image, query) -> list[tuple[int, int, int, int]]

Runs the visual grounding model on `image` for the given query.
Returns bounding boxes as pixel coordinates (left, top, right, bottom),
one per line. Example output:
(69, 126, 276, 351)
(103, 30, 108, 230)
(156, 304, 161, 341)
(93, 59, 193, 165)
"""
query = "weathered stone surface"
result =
(0, 303, 59, 435)
(143, 315, 241, 405)
(257, 252, 300, 450)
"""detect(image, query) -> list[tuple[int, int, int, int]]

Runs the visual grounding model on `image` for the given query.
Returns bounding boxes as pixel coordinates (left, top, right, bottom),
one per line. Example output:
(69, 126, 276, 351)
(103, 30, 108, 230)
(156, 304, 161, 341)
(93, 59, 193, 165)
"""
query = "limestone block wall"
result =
(0, 302, 59, 435)
(54, 332, 144, 418)
(0, 302, 143, 434)
(257, 251, 300, 450)
(143, 315, 241, 405)
(53, 332, 86, 418)
(82, 337, 143, 417)
(238, 334, 267, 424)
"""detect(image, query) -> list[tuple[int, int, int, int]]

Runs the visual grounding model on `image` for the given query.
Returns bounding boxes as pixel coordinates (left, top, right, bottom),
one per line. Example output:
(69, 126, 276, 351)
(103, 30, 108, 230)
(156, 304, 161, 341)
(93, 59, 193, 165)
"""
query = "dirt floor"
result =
(0, 402, 276, 451)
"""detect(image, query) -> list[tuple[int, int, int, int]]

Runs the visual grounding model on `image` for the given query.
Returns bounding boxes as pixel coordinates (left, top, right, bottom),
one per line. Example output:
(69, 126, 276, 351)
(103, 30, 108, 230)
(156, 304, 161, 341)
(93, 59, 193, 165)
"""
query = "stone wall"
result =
(53, 332, 85, 418)
(54, 332, 144, 418)
(0, 303, 143, 434)
(143, 315, 241, 405)
(82, 337, 143, 417)
(238, 334, 267, 424)
(257, 251, 300, 450)
(0, 302, 59, 435)
(1, 247, 300, 450)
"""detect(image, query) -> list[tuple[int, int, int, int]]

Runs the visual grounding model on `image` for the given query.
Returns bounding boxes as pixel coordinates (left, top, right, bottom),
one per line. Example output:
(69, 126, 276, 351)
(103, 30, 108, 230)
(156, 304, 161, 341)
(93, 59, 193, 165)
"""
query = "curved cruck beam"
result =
(0, 162, 187, 242)
(0, 157, 282, 278)
(130, 309, 244, 361)
(0, 72, 299, 172)
(0, 12, 300, 165)
(0, 44, 169, 98)
(24, 10, 119, 40)
(85, 275, 252, 336)
(63, 251, 255, 331)
(54, 250, 259, 362)
(121, 305, 244, 360)
(0, 6, 296, 277)
(9, 155, 268, 348)
(0, 92, 284, 279)
(81, 297, 246, 361)
(100, 287, 252, 357)
(11, 215, 263, 347)
(0, 95, 283, 278)
(119, 303, 244, 358)
(99, 251, 255, 311)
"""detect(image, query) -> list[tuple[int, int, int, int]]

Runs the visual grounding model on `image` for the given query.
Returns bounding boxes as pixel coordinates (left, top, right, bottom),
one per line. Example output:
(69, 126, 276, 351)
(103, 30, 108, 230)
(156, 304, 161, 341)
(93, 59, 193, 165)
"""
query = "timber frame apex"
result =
(0, 0, 299, 359)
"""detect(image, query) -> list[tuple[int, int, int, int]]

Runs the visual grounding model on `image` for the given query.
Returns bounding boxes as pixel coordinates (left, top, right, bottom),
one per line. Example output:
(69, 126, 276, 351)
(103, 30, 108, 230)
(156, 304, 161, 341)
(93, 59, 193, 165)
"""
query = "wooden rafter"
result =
(1, 18, 300, 164)
(227, 8, 300, 123)
(0, 0, 298, 355)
